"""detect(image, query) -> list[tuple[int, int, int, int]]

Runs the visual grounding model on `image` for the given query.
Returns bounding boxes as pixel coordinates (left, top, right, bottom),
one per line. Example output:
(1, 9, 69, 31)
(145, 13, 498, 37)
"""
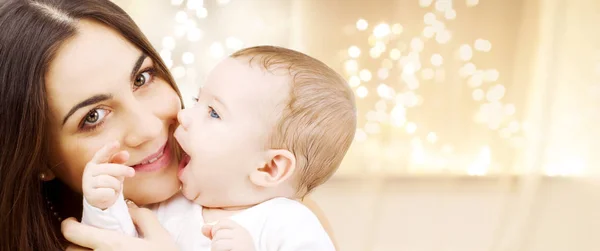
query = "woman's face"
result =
(45, 20, 182, 205)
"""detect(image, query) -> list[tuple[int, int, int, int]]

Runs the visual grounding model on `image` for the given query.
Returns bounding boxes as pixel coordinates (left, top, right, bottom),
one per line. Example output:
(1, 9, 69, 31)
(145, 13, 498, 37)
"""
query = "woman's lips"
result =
(132, 142, 171, 172)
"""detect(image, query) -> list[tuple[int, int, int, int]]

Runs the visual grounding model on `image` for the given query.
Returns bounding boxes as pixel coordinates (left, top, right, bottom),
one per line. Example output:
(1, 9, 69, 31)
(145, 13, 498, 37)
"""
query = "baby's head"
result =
(175, 46, 356, 207)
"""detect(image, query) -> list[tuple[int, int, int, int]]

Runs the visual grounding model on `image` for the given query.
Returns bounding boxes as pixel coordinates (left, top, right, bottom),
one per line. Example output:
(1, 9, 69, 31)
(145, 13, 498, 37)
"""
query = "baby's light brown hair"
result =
(231, 46, 357, 196)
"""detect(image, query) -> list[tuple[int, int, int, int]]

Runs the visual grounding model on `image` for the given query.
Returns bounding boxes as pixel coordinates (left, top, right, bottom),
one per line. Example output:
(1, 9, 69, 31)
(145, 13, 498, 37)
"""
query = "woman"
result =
(0, 0, 334, 250)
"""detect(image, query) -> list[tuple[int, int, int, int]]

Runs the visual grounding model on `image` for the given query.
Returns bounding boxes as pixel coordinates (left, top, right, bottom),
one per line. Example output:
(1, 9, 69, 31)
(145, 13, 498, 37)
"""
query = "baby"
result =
(81, 46, 357, 251)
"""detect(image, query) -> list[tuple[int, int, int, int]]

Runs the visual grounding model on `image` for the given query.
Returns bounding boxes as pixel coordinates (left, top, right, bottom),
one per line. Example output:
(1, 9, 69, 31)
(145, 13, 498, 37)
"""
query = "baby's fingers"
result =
(92, 175, 122, 191)
(87, 187, 117, 206)
(90, 141, 121, 164)
(90, 163, 135, 178)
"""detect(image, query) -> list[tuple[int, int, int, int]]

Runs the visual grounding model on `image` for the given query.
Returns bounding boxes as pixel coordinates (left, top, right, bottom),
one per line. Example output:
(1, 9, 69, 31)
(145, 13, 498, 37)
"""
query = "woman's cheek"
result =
(53, 160, 86, 193)
(52, 130, 118, 193)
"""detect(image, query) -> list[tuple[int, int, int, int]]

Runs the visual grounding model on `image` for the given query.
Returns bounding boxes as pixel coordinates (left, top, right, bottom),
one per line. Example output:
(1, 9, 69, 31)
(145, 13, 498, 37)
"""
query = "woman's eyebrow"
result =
(61, 53, 147, 126)
(61, 94, 113, 126)
(130, 54, 148, 80)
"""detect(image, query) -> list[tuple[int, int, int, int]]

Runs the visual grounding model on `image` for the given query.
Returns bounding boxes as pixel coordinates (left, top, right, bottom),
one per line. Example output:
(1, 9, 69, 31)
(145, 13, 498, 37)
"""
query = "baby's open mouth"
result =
(178, 152, 191, 178)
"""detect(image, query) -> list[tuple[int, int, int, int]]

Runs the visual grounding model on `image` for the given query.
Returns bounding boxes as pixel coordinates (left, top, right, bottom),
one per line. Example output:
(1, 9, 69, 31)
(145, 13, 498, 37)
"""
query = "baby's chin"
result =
(180, 186, 221, 207)
(180, 182, 201, 203)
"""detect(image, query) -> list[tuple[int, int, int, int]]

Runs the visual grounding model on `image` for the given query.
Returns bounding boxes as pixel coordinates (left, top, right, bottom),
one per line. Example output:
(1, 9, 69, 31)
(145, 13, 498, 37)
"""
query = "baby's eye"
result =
(208, 106, 220, 119)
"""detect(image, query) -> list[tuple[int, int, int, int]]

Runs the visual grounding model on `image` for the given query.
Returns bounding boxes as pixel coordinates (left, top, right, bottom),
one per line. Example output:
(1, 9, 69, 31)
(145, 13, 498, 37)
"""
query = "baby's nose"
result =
(177, 109, 192, 129)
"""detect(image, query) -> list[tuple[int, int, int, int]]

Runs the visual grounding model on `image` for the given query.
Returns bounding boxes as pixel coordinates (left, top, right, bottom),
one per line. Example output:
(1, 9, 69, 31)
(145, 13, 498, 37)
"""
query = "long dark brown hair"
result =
(0, 0, 180, 250)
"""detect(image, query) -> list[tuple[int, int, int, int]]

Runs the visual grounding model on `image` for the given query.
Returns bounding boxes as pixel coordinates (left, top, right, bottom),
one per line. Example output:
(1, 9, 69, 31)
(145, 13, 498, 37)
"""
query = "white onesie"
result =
(82, 193, 335, 251)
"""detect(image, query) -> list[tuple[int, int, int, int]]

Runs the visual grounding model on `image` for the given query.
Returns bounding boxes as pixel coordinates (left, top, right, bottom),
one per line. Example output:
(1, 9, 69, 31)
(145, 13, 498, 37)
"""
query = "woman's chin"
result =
(128, 182, 179, 206)
(124, 163, 181, 205)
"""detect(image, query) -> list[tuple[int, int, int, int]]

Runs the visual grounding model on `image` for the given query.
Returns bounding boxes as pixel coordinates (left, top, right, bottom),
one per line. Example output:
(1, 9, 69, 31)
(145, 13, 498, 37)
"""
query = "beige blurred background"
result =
(112, 0, 600, 250)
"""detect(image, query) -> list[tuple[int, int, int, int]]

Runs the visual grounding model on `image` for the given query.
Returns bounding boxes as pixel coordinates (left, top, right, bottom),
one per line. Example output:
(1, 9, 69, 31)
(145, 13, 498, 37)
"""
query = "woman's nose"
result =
(123, 103, 162, 148)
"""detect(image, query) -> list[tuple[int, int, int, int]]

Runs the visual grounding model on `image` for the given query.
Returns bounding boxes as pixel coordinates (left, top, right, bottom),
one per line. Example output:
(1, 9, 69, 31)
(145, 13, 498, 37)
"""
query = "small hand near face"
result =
(82, 141, 135, 210)
(201, 219, 256, 251)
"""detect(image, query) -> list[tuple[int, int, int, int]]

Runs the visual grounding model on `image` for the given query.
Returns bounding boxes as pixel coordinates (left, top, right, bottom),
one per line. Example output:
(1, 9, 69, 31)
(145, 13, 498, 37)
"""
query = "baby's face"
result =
(174, 57, 290, 207)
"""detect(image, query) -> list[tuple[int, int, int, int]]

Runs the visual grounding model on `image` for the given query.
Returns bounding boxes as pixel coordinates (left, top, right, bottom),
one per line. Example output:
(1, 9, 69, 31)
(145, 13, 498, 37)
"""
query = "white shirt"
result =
(82, 193, 335, 251)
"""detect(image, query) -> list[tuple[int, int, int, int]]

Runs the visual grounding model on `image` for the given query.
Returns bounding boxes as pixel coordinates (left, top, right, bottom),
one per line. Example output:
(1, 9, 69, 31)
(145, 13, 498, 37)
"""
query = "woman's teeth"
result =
(141, 151, 164, 165)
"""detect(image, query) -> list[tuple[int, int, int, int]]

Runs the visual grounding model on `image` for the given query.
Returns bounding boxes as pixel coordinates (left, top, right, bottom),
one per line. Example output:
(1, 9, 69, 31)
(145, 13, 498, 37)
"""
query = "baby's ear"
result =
(249, 149, 296, 188)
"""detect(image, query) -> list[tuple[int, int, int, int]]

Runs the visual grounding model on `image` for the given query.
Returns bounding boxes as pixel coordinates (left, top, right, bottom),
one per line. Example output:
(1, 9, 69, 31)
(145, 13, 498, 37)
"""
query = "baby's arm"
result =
(82, 192, 138, 236)
(80, 141, 138, 237)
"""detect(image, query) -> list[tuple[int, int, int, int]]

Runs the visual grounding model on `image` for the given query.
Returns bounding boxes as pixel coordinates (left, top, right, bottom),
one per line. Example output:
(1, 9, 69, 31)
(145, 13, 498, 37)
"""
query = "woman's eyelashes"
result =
(133, 67, 156, 90)
(79, 108, 110, 132)
(77, 67, 156, 133)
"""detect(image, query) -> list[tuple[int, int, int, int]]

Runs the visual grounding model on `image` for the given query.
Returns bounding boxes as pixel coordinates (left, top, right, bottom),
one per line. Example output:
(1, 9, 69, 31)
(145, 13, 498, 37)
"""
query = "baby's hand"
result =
(202, 219, 255, 251)
(82, 141, 135, 210)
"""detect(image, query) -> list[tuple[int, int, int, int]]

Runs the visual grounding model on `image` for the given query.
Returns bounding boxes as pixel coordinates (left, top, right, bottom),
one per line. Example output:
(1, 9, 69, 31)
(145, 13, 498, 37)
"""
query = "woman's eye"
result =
(134, 71, 151, 87)
(208, 106, 220, 119)
(83, 109, 108, 126)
